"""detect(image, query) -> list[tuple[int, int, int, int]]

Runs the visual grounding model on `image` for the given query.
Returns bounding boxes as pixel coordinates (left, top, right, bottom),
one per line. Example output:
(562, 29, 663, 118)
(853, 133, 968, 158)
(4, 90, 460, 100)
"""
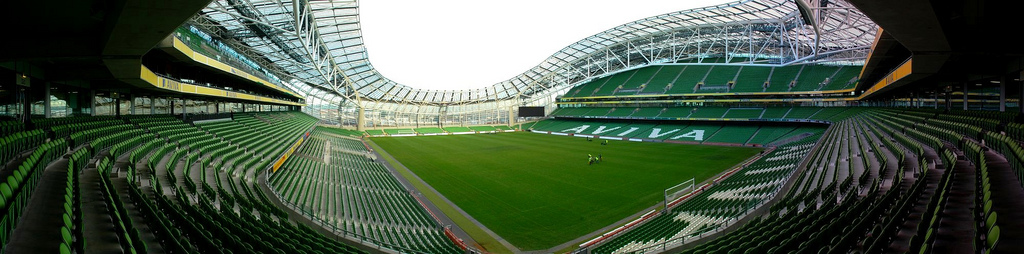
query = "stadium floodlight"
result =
(664, 177, 695, 211)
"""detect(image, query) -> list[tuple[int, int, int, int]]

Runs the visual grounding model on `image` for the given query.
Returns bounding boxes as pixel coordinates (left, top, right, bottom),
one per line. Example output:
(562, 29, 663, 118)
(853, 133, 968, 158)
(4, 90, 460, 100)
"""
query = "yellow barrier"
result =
(273, 136, 305, 173)
(863, 58, 912, 96)
(139, 66, 304, 106)
(171, 37, 303, 100)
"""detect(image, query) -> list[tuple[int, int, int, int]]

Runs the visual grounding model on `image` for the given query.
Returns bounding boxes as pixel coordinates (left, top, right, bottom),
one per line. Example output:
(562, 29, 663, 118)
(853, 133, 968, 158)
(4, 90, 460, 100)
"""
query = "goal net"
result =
(664, 178, 695, 209)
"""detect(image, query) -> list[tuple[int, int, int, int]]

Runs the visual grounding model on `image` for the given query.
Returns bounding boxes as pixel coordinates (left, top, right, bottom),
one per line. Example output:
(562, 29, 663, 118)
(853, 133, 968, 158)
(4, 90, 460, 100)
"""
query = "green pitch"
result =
(371, 132, 762, 250)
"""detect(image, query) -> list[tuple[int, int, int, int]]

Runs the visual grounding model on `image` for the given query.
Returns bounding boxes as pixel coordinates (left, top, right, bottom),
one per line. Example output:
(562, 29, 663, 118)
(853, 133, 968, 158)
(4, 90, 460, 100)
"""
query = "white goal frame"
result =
(664, 178, 695, 211)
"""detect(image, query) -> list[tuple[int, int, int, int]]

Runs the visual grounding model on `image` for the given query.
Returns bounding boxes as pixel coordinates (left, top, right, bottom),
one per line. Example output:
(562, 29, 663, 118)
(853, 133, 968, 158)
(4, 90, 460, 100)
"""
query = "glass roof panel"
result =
(198, 0, 875, 105)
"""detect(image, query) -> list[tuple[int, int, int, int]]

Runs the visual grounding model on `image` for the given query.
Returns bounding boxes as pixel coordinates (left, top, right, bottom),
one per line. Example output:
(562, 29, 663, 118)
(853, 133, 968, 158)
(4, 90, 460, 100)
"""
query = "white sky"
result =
(360, 0, 735, 91)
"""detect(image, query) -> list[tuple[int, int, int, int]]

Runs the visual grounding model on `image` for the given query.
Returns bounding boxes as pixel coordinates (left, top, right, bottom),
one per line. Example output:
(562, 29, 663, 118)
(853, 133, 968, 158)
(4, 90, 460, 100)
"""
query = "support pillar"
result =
(182, 99, 188, 121)
(934, 90, 939, 109)
(945, 86, 952, 111)
(438, 105, 446, 129)
(982, 97, 986, 111)
(18, 86, 29, 124)
(336, 108, 343, 127)
(964, 85, 969, 110)
(357, 107, 366, 132)
(508, 106, 516, 127)
(170, 99, 175, 115)
(1000, 77, 1007, 112)
(129, 94, 136, 115)
(90, 89, 96, 116)
(1015, 71, 1024, 115)
(44, 82, 51, 118)
(114, 94, 121, 117)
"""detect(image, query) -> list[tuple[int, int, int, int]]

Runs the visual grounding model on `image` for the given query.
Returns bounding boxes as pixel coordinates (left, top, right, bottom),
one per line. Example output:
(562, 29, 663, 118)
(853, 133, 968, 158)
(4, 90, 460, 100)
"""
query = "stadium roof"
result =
(194, 0, 877, 106)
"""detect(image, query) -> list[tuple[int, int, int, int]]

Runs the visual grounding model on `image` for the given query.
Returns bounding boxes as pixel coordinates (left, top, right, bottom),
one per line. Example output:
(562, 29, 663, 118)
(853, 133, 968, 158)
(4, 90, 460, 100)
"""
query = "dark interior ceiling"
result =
(0, 0, 211, 96)
(857, 31, 910, 92)
(5, 0, 1023, 104)
(849, 0, 1024, 99)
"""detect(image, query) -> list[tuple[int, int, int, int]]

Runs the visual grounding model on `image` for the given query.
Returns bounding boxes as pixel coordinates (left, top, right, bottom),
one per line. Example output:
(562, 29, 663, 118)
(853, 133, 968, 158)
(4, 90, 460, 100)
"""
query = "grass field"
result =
(371, 132, 762, 251)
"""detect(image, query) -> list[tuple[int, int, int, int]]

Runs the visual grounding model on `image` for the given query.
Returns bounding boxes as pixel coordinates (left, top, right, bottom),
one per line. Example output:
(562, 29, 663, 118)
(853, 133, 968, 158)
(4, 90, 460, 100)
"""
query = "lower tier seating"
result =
(1, 112, 369, 253)
(594, 134, 820, 253)
(590, 108, 1024, 253)
(530, 119, 823, 145)
(270, 130, 464, 254)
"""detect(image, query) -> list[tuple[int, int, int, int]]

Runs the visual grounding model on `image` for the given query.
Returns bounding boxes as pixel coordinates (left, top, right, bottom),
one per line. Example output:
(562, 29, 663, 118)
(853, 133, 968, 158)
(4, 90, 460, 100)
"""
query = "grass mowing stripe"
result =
(373, 132, 761, 250)
(367, 140, 514, 254)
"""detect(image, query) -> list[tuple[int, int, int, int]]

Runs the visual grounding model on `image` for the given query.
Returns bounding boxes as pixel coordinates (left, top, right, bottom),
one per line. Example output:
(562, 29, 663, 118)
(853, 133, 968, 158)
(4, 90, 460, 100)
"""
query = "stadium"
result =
(1, 0, 1022, 253)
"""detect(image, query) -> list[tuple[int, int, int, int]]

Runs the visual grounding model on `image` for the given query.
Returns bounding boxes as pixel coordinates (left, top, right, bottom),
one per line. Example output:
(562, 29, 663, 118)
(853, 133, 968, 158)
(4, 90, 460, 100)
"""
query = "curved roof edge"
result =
(196, 0, 876, 106)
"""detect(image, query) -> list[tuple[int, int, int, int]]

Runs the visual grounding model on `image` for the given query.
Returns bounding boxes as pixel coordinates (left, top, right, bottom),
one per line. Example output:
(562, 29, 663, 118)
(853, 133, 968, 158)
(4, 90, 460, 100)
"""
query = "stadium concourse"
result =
(4, 0, 1024, 253)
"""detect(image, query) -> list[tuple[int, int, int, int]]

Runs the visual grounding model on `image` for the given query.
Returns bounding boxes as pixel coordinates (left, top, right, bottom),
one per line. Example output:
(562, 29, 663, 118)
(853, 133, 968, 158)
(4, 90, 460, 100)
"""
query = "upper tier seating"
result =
(562, 63, 860, 97)
(551, 106, 852, 122)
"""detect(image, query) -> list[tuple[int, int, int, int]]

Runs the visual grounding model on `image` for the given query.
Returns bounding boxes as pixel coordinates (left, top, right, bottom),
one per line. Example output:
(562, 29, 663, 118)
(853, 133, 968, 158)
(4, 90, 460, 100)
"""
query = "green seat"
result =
(63, 213, 73, 229)
(986, 212, 998, 229)
(1, 183, 12, 209)
(6, 176, 17, 191)
(60, 242, 72, 254)
(61, 226, 73, 245)
(988, 225, 1000, 252)
(64, 201, 73, 216)
(12, 170, 24, 186)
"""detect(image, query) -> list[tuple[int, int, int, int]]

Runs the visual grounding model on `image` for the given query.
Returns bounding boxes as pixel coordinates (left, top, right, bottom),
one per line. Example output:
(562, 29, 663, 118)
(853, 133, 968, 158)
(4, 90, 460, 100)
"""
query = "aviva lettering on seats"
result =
(561, 125, 705, 141)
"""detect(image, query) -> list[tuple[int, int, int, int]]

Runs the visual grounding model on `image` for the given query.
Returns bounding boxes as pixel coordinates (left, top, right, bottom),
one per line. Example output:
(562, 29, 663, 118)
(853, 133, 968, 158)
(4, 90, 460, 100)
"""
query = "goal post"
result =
(664, 178, 695, 211)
